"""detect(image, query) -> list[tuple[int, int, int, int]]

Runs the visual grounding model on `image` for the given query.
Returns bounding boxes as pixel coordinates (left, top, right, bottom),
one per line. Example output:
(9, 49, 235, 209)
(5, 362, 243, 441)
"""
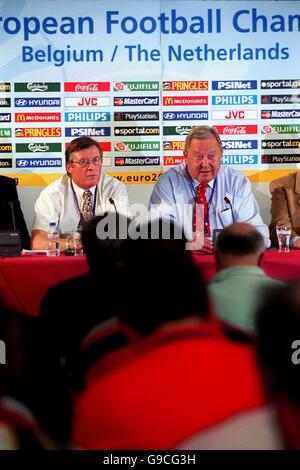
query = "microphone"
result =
(108, 197, 118, 213)
(224, 196, 235, 223)
(8, 201, 16, 230)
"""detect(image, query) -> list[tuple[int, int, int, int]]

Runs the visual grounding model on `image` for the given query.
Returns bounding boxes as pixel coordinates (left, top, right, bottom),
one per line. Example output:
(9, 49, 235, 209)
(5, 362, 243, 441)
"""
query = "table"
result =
(0, 249, 300, 316)
(0, 254, 89, 315)
(192, 249, 300, 283)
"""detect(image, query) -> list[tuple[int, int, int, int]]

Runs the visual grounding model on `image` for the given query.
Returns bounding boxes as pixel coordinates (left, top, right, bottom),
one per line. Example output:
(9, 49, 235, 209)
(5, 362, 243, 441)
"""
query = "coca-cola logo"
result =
(28, 143, 49, 152)
(75, 83, 99, 92)
(27, 83, 48, 92)
(223, 126, 246, 135)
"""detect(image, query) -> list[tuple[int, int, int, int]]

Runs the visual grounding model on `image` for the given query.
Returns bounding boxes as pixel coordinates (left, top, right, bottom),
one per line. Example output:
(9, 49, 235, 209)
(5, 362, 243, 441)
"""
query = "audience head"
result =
(65, 137, 103, 189)
(184, 126, 223, 184)
(256, 281, 300, 406)
(215, 223, 265, 271)
(120, 219, 210, 336)
(81, 212, 130, 277)
(0, 306, 71, 443)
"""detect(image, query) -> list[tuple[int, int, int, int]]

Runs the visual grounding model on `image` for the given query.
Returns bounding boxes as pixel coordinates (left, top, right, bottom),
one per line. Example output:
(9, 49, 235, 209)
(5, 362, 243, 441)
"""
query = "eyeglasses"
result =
(70, 157, 102, 168)
(190, 154, 219, 162)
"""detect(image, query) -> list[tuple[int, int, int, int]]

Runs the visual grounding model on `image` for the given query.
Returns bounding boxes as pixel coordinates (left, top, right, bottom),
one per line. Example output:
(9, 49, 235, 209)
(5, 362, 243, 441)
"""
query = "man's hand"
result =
(293, 239, 300, 249)
(192, 236, 214, 255)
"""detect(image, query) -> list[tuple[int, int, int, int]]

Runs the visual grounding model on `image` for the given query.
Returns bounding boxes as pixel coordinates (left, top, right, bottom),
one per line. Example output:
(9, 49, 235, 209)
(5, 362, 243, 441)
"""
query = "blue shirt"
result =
(149, 163, 270, 247)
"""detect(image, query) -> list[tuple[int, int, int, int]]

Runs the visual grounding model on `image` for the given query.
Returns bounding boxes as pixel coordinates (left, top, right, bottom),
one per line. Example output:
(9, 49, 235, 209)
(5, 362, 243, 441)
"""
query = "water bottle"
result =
(46, 221, 60, 257)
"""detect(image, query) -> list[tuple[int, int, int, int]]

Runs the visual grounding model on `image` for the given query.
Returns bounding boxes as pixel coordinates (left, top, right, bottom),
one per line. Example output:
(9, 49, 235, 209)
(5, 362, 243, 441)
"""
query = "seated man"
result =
(209, 223, 283, 332)
(31, 137, 130, 250)
(0, 175, 30, 249)
(269, 171, 300, 248)
(149, 125, 270, 253)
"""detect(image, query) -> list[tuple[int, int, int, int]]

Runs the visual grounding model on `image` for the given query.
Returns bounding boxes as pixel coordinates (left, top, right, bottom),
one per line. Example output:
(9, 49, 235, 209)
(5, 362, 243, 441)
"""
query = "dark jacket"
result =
(0, 175, 31, 249)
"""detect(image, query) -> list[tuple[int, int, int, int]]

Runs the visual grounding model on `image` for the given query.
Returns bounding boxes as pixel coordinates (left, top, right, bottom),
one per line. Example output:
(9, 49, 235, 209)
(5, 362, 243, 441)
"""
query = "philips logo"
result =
(222, 155, 258, 165)
(16, 158, 62, 168)
(212, 80, 257, 90)
(212, 95, 257, 105)
(64, 112, 110, 122)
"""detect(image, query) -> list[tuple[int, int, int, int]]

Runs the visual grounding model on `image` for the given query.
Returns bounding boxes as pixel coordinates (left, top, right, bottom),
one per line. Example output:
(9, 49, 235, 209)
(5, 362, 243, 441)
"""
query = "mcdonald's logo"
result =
(164, 156, 175, 165)
(163, 97, 174, 106)
(16, 113, 26, 122)
(163, 156, 185, 166)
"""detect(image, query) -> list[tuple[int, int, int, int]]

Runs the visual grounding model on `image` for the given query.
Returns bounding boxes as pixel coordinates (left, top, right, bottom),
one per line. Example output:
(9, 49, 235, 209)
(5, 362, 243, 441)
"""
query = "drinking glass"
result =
(276, 225, 292, 253)
(72, 231, 84, 256)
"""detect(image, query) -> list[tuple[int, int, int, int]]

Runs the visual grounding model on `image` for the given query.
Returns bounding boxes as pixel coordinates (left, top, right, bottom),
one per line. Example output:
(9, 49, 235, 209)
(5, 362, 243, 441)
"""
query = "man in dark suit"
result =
(0, 175, 31, 249)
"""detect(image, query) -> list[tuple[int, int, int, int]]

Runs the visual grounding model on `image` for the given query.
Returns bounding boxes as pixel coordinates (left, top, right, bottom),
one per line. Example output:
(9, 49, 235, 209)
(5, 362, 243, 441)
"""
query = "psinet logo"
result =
(27, 83, 48, 92)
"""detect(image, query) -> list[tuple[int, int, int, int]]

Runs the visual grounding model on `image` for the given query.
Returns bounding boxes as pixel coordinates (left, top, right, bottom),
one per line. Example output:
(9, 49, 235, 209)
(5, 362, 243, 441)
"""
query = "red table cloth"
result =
(0, 249, 300, 316)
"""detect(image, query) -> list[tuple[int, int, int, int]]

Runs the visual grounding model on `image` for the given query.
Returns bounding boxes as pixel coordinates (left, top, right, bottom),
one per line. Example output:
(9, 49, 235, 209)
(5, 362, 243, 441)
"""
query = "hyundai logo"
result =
(17, 160, 28, 167)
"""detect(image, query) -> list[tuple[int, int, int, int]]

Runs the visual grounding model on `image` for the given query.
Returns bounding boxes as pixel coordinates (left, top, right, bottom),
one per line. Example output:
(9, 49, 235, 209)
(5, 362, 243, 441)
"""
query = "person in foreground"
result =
(149, 125, 270, 253)
(0, 306, 71, 448)
(269, 171, 300, 248)
(209, 223, 283, 332)
(256, 281, 300, 449)
(0, 175, 30, 249)
(31, 137, 130, 250)
(71, 220, 282, 450)
(40, 213, 130, 380)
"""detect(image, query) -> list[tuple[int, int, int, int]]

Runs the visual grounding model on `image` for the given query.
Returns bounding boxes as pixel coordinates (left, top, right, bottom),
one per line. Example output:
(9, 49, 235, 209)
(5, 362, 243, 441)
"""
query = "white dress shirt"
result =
(149, 163, 270, 247)
(33, 173, 130, 234)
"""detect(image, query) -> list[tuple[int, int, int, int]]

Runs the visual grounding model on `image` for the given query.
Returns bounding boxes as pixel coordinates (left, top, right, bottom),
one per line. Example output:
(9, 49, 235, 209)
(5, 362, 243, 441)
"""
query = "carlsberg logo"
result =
(28, 143, 49, 152)
(27, 83, 48, 91)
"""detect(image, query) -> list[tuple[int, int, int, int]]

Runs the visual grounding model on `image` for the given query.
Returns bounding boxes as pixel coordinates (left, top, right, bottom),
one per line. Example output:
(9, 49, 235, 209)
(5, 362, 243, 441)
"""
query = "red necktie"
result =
(193, 183, 210, 236)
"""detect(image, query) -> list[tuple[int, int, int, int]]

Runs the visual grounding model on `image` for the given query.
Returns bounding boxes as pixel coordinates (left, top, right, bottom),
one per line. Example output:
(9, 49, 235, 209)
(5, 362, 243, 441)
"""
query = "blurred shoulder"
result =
(270, 171, 298, 191)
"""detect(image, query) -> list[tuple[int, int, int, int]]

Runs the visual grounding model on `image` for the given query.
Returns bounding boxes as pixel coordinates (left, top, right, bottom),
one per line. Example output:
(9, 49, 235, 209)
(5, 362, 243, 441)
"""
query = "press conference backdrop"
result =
(0, 0, 299, 229)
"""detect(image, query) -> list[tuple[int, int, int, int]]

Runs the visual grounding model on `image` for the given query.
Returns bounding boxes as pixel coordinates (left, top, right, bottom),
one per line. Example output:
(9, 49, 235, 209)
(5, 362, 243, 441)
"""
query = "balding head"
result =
(215, 223, 265, 270)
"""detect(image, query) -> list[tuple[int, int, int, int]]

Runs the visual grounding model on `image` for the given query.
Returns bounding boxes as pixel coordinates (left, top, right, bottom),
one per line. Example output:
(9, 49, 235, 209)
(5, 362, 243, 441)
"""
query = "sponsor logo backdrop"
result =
(0, 0, 299, 227)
